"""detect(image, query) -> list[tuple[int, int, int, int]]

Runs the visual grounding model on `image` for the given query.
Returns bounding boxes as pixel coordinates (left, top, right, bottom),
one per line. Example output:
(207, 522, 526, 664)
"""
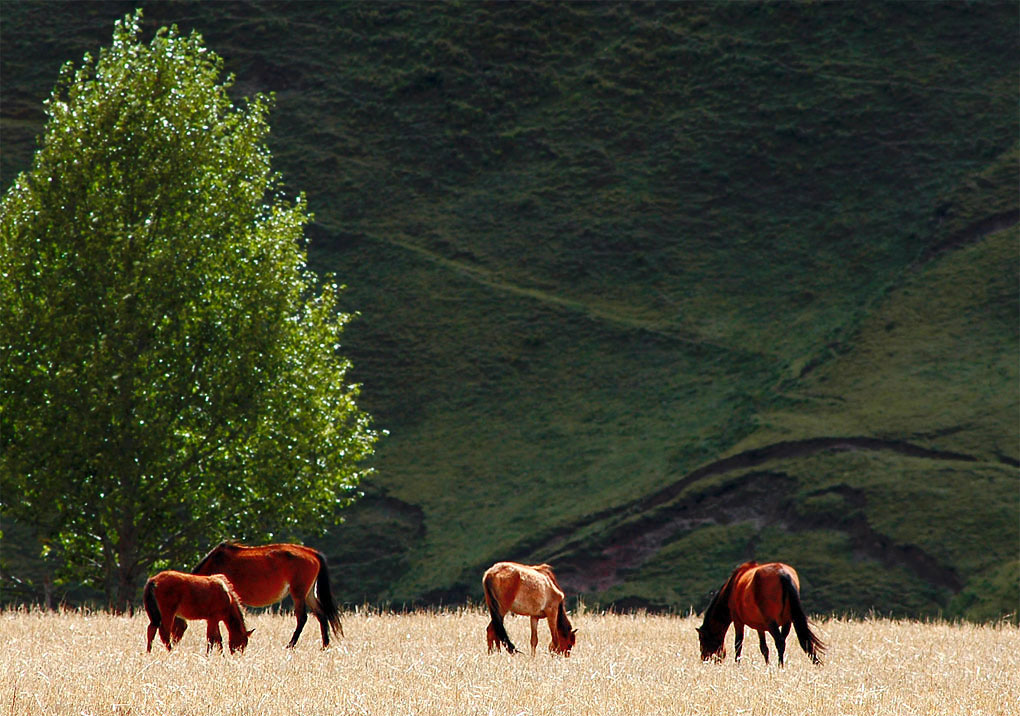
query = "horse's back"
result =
(195, 542, 321, 607)
(731, 562, 799, 629)
(485, 561, 564, 616)
(483, 562, 523, 599)
(149, 569, 200, 594)
(148, 570, 236, 619)
(199, 542, 317, 568)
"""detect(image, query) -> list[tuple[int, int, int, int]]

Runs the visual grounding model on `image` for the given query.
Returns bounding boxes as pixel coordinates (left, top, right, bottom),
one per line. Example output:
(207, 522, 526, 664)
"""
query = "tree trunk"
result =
(108, 520, 141, 613)
(42, 573, 54, 611)
(113, 562, 140, 614)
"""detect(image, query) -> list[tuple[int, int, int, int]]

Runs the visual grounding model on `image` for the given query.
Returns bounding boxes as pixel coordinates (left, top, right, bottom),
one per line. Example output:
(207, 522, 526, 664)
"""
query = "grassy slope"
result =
(1, 2, 1016, 618)
(567, 209, 1018, 617)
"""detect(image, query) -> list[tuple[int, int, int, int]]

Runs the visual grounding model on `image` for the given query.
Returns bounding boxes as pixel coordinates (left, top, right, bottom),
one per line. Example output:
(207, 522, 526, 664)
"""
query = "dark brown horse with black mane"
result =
(483, 561, 577, 657)
(144, 570, 253, 654)
(180, 541, 342, 649)
(697, 561, 825, 666)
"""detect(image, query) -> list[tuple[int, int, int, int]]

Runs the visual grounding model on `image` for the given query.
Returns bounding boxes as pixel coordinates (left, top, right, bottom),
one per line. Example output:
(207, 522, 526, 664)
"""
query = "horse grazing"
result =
(143, 570, 252, 654)
(482, 561, 577, 657)
(696, 561, 825, 666)
(184, 541, 342, 649)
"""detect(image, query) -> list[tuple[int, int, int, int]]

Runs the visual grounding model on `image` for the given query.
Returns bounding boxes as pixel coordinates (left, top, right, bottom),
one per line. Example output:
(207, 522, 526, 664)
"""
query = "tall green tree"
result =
(0, 11, 378, 609)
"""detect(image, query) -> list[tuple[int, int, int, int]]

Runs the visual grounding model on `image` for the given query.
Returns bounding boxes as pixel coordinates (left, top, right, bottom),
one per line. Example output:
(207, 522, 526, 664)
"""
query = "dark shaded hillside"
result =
(2, 2, 1017, 618)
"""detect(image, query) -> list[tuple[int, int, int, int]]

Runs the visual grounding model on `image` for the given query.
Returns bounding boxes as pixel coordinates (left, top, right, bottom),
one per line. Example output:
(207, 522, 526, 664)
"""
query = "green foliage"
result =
(949, 560, 1020, 624)
(0, 11, 377, 607)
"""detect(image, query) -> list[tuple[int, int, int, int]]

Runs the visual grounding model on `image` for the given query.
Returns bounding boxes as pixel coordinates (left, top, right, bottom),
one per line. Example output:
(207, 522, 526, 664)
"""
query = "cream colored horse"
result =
(482, 561, 577, 656)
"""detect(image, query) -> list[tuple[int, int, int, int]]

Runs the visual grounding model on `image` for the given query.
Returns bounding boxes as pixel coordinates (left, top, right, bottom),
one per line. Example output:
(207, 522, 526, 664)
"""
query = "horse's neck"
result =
(706, 577, 736, 628)
(224, 605, 246, 634)
(707, 598, 731, 628)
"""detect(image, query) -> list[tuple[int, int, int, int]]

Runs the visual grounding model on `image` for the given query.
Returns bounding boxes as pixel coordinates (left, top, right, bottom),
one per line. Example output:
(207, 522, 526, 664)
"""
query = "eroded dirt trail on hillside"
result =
(525, 436, 1006, 600)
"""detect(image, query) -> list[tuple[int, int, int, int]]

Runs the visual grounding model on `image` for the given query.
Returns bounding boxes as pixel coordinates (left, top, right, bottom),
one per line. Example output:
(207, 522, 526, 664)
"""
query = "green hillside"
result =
(2, 2, 1017, 619)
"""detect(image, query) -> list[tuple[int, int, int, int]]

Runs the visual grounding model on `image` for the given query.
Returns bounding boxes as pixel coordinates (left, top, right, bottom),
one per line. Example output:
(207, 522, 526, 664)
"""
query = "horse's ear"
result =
(571, 629, 578, 635)
(247, 629, 255, 637)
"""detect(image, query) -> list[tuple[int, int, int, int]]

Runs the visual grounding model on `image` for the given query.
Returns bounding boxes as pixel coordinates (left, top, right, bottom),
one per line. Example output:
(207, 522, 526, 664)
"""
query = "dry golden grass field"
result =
(1, 607, 1017, 716)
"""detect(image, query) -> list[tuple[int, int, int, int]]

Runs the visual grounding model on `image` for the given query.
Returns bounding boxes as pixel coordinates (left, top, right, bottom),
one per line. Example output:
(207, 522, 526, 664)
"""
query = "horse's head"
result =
(562, 628, 577, 657)
(229, 628, 255, 654)
(696, 625, 725, 663)
(551, 628, 577, 657)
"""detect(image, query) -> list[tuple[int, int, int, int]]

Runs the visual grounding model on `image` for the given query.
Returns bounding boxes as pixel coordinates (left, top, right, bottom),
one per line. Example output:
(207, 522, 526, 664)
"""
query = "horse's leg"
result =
(157, 605, 177, 651)
(733, 621, 745, 662)
(206, 620, 223, 655)
(303, 581, 331, 649)
(288, 597, 309, 649)
(545, 610, 562, 655)
(757, 630, 770, 665)
(769, 622, 787, 667)
(316, 610, 330, 650)
(146, 622, 159, 653)
(159, 622, 174, 651)
(171, 617, 188, 645)
(530, 616, 539, 656)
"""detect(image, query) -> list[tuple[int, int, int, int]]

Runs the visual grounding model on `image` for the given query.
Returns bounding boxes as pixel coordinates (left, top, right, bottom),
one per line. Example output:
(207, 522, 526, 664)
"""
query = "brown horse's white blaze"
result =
(697, 561, 825, 666)
(482, 561, 577, 657)
(187, 542, 342, 649)
(143, 570, 253, 654)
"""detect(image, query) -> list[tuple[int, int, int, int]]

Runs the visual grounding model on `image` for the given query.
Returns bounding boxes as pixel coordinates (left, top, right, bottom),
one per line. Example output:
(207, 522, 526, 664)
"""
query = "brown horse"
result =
(482, 561, 577, 657)
(143, 570, 253, 654)
(696, 561, 825, 666)
(183, 541, 342, 649)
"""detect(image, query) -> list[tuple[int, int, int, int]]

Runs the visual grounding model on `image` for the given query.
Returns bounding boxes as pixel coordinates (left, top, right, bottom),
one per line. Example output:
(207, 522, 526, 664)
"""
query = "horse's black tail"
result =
(780, 571, 825, 664)
(313, 550, 343, 639)
(143, 578, 161, 628)
(483, 573, 517, 654)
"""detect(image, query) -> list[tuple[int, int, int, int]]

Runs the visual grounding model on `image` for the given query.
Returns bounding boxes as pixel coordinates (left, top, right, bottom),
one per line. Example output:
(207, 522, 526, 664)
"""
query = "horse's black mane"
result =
(701, 585, 730, 627)
(701, 561, 757, 628)
(555, 602, 573, 639)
